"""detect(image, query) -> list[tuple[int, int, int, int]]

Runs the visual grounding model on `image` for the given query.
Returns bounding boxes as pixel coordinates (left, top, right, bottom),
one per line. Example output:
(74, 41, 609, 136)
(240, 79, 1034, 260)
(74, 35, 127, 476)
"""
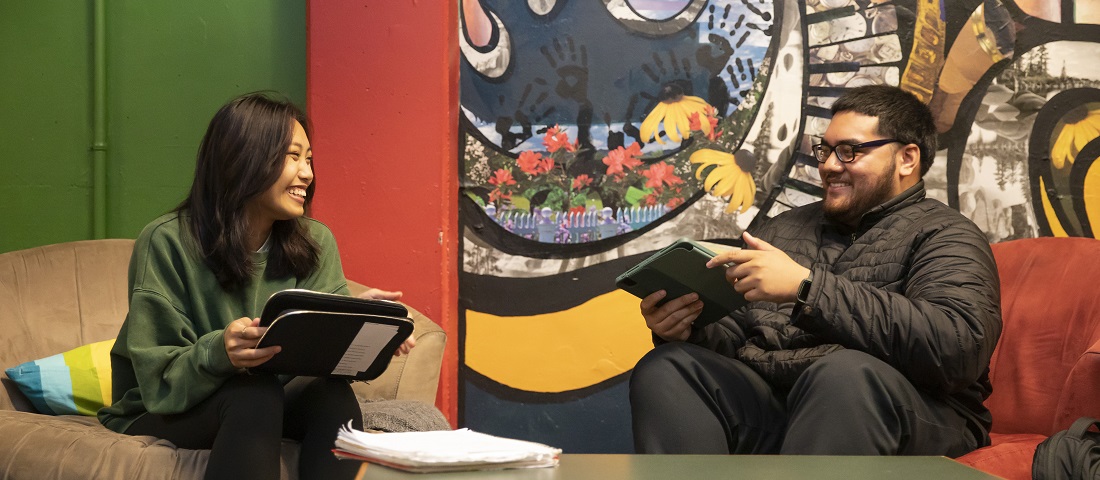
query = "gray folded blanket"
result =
(359, 399, 450, 432)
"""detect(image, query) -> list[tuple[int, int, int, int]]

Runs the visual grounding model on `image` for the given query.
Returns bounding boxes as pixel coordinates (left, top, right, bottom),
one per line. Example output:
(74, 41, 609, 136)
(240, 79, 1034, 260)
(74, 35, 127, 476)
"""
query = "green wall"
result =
(0, 1, 305, 253)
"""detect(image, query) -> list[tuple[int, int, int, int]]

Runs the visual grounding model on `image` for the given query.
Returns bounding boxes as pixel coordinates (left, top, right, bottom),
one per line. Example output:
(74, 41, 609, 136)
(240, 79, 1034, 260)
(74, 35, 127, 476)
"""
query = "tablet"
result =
(259, 289, 408, 327)
(615, 239, 746, 327)
(250, 289, 414, 380)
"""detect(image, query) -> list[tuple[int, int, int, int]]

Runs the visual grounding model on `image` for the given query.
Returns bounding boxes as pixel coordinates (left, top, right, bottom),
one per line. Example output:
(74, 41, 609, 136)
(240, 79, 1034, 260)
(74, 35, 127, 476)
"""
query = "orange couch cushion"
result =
(956, 432, 1043, 480)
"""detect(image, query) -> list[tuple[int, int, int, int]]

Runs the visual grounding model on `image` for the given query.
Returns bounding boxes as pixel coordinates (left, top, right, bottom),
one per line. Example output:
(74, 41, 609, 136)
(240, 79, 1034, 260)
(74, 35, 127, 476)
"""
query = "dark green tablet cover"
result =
(615, 239, 747, 327)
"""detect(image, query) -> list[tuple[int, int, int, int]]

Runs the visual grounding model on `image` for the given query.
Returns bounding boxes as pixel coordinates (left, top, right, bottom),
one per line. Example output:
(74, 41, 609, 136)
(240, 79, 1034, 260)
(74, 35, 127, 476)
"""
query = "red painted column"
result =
(307, 1, 459, 425)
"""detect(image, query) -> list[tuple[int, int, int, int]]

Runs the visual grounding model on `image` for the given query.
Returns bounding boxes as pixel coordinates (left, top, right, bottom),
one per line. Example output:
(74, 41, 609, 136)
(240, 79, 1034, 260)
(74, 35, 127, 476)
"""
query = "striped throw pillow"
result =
(4, 339, 115, 416)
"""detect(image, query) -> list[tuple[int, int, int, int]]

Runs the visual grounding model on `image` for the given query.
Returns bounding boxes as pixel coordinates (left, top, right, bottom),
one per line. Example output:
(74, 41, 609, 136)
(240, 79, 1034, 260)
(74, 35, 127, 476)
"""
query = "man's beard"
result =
(822, 160, 897, 227)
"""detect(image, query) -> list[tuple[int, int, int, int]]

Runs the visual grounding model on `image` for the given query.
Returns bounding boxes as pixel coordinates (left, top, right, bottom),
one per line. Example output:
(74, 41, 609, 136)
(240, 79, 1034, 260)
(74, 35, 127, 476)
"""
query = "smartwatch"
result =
(796, 270, 813, 304)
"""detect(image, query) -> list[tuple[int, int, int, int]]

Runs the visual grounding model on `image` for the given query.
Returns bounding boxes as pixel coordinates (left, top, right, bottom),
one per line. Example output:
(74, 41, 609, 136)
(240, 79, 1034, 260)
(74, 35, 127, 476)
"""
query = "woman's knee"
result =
(296, 378, 361, 421)
(217, 374, 284, 413)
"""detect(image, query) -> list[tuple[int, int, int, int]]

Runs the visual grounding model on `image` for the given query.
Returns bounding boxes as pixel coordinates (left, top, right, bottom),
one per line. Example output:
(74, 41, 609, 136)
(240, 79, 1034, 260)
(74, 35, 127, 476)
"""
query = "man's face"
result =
(818, 111, 906, 227)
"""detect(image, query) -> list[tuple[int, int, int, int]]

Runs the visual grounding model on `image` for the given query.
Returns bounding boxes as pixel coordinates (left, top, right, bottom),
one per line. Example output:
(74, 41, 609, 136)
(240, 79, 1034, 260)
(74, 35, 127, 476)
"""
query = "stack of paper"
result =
(333, 423, 561, 473)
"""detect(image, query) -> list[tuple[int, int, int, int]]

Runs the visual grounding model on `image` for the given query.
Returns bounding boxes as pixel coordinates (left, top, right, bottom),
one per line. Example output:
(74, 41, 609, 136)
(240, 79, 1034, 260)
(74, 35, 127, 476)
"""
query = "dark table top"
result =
(354, 453, 1003, 479)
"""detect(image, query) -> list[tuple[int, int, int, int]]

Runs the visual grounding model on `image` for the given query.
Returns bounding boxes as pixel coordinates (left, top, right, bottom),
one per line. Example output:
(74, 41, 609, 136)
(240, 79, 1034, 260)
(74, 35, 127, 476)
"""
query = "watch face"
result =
(829, 14, 868, 43)
(797, 277, 812, 302)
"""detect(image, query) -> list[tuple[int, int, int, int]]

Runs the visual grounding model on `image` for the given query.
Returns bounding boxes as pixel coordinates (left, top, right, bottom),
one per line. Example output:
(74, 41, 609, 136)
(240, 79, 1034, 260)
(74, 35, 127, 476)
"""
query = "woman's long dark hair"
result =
(177, 92, 320, 290)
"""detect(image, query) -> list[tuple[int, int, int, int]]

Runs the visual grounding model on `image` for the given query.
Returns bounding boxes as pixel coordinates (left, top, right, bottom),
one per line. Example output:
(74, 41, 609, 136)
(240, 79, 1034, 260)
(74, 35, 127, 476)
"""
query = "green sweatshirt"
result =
(98, 212, 349, 433)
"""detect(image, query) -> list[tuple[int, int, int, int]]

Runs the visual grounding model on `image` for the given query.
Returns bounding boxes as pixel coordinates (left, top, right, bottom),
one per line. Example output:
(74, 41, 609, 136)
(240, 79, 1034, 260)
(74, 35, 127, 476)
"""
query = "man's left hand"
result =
(707, 232, 810, 303)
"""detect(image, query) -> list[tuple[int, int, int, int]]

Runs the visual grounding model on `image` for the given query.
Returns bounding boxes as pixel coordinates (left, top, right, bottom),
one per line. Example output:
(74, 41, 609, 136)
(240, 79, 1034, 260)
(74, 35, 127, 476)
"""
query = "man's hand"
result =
(707, 232, 810, 303)
(356, 288, 403, 301)
(640, 290, 703, 342)
(224, 317, 280, 369)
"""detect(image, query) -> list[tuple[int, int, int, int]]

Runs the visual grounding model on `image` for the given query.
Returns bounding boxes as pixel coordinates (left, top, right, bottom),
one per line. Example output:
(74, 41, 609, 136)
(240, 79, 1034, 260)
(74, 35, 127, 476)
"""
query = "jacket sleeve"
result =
(657, 312, 747, 357)
(793, 221, 1002, 394)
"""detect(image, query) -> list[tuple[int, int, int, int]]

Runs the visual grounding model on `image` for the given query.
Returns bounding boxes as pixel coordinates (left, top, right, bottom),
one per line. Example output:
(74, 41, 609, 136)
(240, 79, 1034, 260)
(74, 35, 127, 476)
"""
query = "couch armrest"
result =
(346, 281, 446, 405)
(1053, 337, 1100, 431)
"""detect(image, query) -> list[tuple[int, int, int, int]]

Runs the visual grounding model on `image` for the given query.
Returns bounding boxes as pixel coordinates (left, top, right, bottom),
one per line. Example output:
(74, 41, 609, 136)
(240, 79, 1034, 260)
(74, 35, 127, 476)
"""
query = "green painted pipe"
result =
(92, 0, 107, 239)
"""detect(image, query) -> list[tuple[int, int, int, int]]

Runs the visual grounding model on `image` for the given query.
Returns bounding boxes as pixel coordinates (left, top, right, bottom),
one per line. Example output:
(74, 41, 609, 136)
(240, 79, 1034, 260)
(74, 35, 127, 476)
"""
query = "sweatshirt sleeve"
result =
(123, 289, 238, 415)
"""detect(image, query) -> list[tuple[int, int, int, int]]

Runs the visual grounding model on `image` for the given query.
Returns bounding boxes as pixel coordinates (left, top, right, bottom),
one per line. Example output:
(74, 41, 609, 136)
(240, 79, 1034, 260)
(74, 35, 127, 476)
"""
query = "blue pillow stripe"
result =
(5, 364, 54, 415)
(35, 356, 78, 415)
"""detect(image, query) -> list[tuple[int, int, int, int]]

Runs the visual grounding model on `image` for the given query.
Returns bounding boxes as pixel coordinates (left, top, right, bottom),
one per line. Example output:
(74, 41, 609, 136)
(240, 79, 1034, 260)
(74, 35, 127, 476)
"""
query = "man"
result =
(630, 85, 1002, 456)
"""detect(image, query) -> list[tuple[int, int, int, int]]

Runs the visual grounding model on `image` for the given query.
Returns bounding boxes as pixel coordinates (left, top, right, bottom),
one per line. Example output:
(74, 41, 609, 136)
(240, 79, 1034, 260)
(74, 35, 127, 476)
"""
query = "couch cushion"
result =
(955, 432, 1043, 480)
(987, 237, 1100, 435)
(0, 410, 302, 480)
(5, 339, 114, 415)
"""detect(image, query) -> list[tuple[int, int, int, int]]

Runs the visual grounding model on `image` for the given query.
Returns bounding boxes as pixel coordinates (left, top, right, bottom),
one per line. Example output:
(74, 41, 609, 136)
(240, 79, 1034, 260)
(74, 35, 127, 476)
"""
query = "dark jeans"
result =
(630, 343, 977, 456)
(125, 375, 363, 480)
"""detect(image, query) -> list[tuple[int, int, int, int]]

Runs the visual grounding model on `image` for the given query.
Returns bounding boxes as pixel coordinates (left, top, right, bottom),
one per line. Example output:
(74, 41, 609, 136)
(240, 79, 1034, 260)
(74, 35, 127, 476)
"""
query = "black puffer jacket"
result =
(687, 182, 1002, 439)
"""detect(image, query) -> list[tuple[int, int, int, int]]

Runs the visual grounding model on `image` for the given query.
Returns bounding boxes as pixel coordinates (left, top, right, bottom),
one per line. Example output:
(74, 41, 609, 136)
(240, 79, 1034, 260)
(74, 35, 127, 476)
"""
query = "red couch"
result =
(956, 237, 1100, 479)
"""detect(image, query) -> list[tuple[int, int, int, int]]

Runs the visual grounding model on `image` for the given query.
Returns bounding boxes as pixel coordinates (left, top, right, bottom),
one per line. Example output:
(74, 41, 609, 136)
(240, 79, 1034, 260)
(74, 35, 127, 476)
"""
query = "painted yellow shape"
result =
(1040, 177, 1068, 237)
(1086, 157, 1100, 239)
(465, 289, 655, 393)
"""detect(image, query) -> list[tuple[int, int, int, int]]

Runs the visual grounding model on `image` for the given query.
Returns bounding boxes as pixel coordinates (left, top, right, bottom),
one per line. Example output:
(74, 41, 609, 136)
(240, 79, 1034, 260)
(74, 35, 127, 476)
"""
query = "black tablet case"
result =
(251, 290, 414, 380)
(615, 239, 747, 327)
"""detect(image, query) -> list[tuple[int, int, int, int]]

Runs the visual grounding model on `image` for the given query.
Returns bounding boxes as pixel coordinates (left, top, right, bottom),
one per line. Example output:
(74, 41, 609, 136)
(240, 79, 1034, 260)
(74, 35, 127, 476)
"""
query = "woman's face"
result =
(248, 120, 313, 228)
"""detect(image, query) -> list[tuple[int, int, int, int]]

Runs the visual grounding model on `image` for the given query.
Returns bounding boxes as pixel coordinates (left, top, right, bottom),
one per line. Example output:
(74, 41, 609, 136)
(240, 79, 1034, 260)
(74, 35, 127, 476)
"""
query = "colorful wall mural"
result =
(457, 0, 1100, 453)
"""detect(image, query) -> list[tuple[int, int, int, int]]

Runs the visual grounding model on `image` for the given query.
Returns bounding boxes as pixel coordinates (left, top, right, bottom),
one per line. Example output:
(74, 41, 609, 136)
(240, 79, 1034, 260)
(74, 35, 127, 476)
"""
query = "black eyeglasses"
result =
(812, 138, 902, 163)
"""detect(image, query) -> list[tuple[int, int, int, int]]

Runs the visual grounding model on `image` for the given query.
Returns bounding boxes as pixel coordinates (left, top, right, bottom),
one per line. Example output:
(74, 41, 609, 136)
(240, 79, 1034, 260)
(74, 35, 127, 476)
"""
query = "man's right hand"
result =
(640, 290, 704, 342)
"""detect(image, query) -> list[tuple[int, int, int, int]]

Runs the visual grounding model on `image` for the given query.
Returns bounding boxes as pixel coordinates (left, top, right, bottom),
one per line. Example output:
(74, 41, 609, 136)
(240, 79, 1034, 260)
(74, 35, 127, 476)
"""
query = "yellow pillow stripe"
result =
(62, 339, 114, 415)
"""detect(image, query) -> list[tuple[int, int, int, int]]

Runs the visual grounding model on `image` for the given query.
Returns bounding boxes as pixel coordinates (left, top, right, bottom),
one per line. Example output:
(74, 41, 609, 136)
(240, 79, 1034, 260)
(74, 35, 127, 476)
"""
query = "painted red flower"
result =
(572, 174, 593, 190)
(666, 197, 684, 209)
(517, 151, 544, 176)
(538, 155, 555, 174)
(488, 168, 516, 186)
(642, 162, 683, 189)
(689, 106, 721, 141)
(602, 143, 643, 175)
(489, 188, 512, 202)
(688, 112, 703, 132)
(544, 125, 577, 153)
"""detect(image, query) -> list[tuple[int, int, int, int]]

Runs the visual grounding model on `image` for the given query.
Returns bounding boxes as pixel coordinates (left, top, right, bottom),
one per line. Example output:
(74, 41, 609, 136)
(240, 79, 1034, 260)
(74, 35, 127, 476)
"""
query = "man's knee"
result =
(630, 343, 707, 394)
(790, 350, 901, 406)
(802, 349, 891, 379)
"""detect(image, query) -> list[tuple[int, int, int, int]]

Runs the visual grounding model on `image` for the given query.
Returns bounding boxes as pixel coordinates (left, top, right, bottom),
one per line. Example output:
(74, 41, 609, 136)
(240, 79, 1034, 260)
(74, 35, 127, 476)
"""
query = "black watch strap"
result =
(796, 271, 813, 304)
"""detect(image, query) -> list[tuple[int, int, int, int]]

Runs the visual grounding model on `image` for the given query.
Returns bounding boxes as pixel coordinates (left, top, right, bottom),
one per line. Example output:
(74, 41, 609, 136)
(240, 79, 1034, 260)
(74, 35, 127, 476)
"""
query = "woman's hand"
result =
(356, 288, 403, 301)
(394, 335, 416, 356)
(224, 317, 281, 369)
(354, 288, 414, 355)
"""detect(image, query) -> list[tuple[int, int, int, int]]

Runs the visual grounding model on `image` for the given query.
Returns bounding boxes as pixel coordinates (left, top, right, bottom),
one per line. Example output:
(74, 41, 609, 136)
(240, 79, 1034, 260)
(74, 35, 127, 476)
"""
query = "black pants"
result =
(629, 343, 978, 456)
(125, 375, 363, 480)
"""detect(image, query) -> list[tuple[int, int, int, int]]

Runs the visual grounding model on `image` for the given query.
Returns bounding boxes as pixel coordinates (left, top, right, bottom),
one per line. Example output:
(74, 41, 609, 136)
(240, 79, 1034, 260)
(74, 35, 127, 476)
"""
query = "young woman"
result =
(98, 92, 412, 480)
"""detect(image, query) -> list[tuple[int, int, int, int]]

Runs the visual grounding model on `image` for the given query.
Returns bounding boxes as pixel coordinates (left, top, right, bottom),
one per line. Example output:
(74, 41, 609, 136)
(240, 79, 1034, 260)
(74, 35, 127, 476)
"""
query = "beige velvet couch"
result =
(0, 239, 447, 479)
